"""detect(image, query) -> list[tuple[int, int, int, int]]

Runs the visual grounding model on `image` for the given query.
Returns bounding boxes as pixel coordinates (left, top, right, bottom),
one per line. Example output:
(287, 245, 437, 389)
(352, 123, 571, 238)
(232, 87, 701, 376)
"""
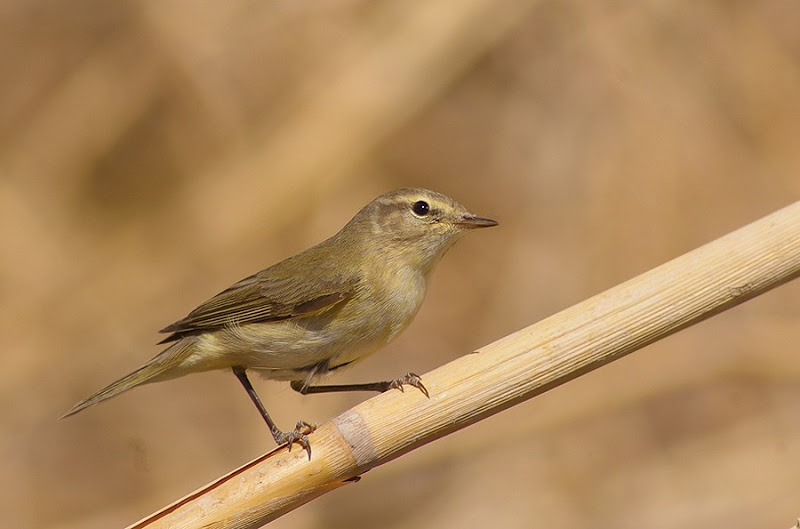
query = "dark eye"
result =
(412, 200, 430, 216)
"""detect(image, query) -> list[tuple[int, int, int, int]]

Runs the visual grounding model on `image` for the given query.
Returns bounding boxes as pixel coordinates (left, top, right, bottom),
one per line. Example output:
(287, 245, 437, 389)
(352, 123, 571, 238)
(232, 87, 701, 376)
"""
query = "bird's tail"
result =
(61, 340, 194, 418)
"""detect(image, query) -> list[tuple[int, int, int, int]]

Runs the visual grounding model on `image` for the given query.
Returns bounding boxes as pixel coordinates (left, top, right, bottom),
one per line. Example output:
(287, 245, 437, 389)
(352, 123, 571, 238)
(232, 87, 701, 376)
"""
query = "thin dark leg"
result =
(290, 372, 429, 398)
(232, 366, 315, 459)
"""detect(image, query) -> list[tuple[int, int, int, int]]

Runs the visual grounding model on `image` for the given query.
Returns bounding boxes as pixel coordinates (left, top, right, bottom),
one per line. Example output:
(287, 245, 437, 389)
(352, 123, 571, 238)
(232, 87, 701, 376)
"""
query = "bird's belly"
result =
(192, 315, 398, 380)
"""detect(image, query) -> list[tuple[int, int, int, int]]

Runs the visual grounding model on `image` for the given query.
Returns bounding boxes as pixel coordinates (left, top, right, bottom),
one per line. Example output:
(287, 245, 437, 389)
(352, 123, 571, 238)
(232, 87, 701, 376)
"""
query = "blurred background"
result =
(2, 1, 800, 528)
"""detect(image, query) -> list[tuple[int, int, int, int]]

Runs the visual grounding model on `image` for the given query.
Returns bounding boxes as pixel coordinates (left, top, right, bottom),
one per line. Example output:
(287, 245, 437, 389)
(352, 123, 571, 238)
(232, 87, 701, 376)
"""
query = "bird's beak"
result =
(455, 214, 498, 228)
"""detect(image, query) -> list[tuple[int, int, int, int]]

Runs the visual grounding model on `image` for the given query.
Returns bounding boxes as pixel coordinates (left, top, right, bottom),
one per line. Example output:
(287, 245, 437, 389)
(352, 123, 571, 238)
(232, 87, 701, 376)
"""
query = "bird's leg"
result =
(232, 366, 315, 459)
(290, 372, 429, 398)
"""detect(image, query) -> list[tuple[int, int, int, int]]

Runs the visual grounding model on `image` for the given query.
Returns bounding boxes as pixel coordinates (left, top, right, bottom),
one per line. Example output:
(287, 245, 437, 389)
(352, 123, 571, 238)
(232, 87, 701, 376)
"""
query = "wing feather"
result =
(158, 255, 358, 343)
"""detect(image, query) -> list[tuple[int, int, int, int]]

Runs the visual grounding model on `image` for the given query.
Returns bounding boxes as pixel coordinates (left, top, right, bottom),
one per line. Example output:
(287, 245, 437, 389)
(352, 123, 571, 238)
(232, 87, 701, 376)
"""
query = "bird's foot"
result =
(387, 372, 429, 398)
(273, 421, 316, 460)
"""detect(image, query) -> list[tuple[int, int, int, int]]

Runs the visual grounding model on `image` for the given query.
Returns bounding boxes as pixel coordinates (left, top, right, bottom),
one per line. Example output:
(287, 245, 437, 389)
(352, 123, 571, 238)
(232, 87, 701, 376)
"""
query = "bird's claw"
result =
(388, 372, 429, 398)
(275, 421, 316, 460)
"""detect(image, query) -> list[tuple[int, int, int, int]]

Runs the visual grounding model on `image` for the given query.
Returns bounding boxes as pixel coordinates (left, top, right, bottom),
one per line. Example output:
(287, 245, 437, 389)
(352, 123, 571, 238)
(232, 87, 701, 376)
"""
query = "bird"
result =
(63, 188, 497, 458)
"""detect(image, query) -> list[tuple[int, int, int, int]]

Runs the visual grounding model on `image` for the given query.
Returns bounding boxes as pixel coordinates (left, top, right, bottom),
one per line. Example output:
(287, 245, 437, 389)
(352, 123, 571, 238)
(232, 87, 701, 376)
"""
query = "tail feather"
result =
(62, 341, 193, 418)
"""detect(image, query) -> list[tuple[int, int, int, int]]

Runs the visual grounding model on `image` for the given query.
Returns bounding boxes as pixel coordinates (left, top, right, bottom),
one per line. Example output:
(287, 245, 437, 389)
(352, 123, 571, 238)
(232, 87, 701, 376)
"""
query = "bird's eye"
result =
(412, 200, 430, 216)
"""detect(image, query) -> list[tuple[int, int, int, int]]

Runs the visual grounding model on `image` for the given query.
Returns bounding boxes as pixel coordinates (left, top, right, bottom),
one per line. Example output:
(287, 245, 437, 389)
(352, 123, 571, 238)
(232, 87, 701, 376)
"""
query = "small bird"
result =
(64, 188, 497, 457)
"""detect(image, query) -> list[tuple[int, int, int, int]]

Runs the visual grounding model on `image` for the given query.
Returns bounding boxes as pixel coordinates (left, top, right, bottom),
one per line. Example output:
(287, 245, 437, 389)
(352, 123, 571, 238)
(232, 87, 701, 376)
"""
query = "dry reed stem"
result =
(129, 201, 800, 529)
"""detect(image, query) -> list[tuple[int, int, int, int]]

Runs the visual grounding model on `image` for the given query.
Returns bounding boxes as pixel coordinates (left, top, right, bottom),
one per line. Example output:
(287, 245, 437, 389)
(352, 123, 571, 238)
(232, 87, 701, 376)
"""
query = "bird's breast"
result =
(324, 264, 426, 367)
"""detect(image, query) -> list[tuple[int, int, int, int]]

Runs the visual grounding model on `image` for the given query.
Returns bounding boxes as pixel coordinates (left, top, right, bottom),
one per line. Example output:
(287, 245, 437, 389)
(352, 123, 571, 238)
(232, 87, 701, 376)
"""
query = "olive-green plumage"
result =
(64, 188, 496, 455)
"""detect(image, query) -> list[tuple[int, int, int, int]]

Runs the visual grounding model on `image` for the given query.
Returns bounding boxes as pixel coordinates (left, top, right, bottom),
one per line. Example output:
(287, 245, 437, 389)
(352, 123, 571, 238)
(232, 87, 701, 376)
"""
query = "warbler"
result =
(64, 188, 497, 457)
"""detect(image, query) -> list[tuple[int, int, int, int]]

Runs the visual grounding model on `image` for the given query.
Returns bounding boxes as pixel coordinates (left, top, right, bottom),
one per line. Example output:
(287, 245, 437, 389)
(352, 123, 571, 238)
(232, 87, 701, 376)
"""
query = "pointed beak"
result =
(455, 214, 498, 228)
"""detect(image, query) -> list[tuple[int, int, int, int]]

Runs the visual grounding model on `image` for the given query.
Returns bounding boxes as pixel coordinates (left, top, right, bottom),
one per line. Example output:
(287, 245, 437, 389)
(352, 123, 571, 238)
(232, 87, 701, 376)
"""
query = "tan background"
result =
(2, 1, 800, 528)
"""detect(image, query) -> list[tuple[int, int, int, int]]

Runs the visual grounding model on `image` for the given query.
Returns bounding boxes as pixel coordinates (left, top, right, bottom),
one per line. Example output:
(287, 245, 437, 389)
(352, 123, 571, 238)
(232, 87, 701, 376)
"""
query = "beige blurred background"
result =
(2, 1, 800, 528)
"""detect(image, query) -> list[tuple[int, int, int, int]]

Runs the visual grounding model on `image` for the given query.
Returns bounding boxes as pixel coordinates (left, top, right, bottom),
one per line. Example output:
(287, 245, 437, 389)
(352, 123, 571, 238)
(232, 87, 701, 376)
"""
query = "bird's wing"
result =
(157, 267, 359, 343)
